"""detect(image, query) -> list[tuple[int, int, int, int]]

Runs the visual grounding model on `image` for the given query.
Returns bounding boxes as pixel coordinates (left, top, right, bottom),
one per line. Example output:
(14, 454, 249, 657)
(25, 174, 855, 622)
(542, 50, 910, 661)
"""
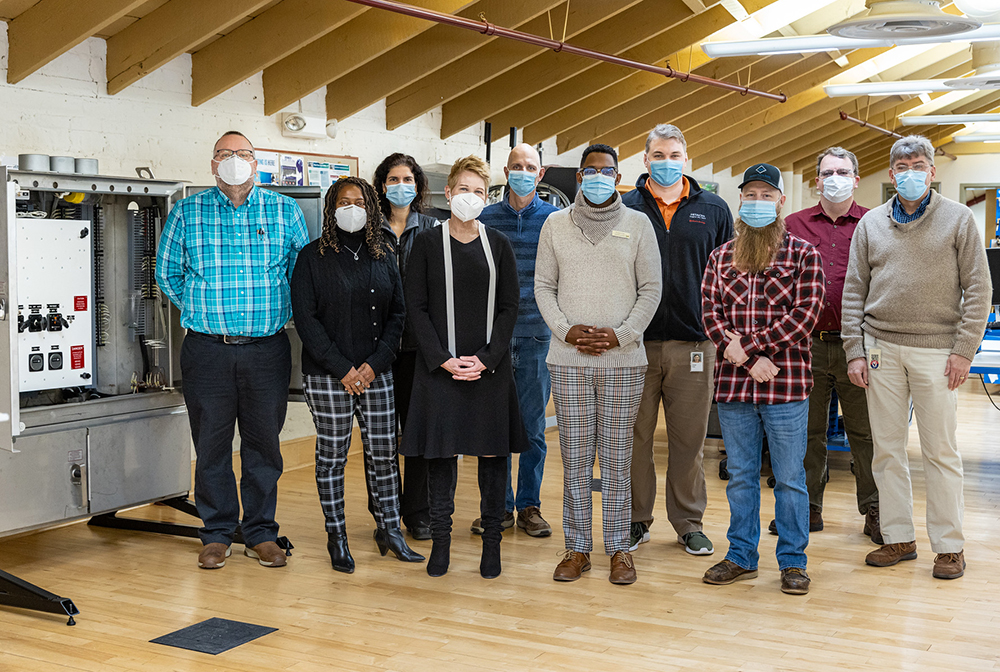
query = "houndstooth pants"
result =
(549, 365, 646, 555)
(303, 372, 401, 535)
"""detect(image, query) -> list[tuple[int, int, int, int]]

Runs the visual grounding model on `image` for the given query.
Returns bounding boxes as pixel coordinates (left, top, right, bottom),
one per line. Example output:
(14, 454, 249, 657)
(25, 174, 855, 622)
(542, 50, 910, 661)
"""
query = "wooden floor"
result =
(3, 382, 1000, 672)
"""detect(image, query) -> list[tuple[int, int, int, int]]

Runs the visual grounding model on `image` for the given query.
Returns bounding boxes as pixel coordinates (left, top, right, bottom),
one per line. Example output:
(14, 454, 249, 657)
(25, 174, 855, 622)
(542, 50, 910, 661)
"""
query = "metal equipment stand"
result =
(88, 497, 294, 555)
(0, 569, 79, 626)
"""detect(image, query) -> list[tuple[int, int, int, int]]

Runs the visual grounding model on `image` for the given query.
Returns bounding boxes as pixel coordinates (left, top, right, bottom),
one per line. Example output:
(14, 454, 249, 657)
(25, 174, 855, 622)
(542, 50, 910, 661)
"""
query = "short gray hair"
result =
(890, 135, 935, 167)
(816, 146, 858, 176)
(645, 124, 687, 153)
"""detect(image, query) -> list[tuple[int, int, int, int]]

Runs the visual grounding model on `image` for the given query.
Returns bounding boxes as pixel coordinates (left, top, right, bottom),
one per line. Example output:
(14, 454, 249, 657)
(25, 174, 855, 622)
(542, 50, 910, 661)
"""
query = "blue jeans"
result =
(507, 335, 552, 512)
(717, 400, 810, 571)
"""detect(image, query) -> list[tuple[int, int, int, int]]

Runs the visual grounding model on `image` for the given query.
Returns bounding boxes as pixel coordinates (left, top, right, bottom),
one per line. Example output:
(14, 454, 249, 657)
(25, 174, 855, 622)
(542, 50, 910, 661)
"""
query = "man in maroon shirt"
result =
(782, 147, 881, 544)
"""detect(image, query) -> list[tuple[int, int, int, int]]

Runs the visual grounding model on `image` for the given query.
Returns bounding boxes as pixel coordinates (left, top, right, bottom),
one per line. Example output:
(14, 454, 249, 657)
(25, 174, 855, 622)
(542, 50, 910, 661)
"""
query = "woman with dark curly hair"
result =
(372, 153, 438, 541)
(291, 176, 424, 573)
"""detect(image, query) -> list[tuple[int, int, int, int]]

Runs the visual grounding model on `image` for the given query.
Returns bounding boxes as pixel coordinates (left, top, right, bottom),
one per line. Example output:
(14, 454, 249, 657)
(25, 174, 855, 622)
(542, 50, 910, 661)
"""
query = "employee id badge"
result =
(690, 351, 704, 372)
(867, 348, 882, 371)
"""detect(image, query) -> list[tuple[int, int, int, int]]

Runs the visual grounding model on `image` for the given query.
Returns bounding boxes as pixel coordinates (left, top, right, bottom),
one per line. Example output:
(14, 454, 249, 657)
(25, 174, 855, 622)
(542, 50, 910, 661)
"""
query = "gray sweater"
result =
(534, 190, 662, 368)
(842, 189, 993, 362)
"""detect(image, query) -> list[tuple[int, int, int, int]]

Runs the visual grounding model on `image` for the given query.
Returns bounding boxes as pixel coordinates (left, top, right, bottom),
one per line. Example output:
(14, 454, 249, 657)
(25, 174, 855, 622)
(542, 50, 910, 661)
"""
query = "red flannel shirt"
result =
(784, 201, 868, 332)
(701, 233, 826, 404)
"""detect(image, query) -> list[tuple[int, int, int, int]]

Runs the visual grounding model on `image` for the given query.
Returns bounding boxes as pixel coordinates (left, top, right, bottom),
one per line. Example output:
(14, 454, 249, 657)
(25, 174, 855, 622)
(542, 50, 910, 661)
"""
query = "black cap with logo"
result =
(738, 163, 784, 193)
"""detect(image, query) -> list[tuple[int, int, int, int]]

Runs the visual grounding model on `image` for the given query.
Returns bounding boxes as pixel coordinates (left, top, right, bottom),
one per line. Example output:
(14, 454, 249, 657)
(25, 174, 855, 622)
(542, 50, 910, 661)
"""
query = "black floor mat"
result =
(151, 617, 277, 655)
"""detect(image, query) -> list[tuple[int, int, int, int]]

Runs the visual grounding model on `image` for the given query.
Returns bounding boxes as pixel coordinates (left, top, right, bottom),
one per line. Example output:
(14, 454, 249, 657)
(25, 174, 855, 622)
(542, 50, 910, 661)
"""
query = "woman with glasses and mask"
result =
(401, 155, 528, 580)
(291, 176, 424, 574)
(371, 153, 438, 542)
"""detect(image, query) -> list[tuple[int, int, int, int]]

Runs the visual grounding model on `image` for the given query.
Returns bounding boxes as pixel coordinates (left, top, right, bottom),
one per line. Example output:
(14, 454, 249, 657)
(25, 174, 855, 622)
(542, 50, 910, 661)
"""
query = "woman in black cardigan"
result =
(291, 176, 423, 573)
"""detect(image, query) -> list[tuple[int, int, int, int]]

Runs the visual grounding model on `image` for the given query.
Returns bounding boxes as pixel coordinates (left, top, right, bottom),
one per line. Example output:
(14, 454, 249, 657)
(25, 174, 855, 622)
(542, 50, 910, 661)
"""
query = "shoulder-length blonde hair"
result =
(447, 155, 491, 192)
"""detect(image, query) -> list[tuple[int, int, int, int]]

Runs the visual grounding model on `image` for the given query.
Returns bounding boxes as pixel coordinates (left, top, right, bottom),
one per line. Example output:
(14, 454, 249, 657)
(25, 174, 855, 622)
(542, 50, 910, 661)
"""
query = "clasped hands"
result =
(341, 363, 375, 395)
(442, 355, 487, 381)
(725, 329, 779, 384)
(567, 325, 620, 356)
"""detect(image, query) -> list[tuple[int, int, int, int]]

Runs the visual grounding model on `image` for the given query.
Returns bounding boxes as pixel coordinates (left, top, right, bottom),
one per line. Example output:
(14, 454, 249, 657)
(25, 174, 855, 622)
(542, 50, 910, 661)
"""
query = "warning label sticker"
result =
(70, 345, 85, 370)
(74, 296, 87, 311)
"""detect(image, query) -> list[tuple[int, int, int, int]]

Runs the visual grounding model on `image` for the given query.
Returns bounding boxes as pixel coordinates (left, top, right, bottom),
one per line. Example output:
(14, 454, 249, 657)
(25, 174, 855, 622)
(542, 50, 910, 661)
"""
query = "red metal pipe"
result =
(839, 112, 957, 160)
(345, 0, 788, 103)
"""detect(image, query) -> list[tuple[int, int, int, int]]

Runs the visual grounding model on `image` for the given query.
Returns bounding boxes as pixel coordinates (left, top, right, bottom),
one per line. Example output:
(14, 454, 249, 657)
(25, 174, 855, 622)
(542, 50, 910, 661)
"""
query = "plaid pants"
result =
(303, 372, 400, 534)
(549, 365, 647, 555)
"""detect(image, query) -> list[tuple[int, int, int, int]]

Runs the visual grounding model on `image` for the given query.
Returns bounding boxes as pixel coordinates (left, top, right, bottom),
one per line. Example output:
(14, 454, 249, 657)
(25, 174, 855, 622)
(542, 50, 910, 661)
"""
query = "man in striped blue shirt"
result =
(157, 130, 309, 571)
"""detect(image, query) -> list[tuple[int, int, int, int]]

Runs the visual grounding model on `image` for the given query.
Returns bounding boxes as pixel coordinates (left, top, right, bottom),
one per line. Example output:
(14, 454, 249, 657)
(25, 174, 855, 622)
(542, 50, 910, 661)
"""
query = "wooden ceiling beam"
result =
(191, 0, 369, 108)
(323, 0, 561, 123)
(6, 0, 147, 83)
(384, 0, 638, 131)
(263, 0, 474, 116)
(439, 0, 692, 139)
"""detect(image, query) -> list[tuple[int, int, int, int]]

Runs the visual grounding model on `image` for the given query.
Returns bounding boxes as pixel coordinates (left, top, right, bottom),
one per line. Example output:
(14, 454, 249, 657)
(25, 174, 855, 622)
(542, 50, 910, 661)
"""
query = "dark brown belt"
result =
(814, 331, 841, 342)
(189, 330, 281, 345)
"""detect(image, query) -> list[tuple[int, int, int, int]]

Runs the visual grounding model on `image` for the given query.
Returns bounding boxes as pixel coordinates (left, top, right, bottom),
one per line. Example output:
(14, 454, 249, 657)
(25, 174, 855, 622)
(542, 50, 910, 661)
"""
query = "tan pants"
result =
(630, 340, 714, 534)
(864, 334, 964, 553)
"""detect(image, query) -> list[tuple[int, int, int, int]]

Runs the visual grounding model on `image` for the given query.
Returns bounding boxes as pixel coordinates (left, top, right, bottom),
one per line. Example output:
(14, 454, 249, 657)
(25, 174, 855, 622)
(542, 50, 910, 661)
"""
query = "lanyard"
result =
(441, 220, 496, 357)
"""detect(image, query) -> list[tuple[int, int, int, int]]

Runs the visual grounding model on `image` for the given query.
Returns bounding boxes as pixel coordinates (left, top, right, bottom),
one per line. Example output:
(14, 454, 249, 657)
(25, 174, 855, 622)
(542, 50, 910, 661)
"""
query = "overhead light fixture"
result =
(824, 79, 960, 96)
(899, 112, 1000, 124)
(280, 112, 328, 139)
(702, 35, 890, 57)
(827, 1, 981, 39)
(953, 0, 1000, 21)
(952, 132, 1000, 141)
(282, 113, 307, 132)
(945, 41, 1000, 88)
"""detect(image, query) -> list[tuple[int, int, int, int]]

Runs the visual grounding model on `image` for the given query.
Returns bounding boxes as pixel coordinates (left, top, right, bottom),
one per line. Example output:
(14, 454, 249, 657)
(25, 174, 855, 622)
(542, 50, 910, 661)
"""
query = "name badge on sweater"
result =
(612, 230, 630, 239)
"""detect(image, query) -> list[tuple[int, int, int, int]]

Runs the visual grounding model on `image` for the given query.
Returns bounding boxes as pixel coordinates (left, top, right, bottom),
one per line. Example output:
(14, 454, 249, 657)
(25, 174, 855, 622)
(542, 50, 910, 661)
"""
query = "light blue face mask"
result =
(386, 183, 417, 208)
(739, 200, 778, 228)
(507, 170, 538, 198)
(649, 159, 684, 187)
(580, 173, 616, 204)
(893, 169, 929, 201)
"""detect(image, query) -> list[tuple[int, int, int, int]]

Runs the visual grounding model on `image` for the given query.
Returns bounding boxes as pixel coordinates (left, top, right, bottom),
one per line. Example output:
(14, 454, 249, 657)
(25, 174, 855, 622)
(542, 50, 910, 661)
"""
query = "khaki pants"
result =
(630, 340, 714, 534)
(864, 334, 964, 553)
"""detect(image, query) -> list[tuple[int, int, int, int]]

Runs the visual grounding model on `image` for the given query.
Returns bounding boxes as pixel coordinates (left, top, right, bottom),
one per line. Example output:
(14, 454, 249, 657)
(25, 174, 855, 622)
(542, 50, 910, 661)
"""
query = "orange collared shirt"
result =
(651, 177, 690, 231)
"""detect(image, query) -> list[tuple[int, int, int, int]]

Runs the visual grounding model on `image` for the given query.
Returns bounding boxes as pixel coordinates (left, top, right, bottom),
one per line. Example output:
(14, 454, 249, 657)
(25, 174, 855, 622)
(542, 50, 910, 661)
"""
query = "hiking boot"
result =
(932, 551, 965, 579)
(866, 541, 917, 567)
(516, 506, 552, 537)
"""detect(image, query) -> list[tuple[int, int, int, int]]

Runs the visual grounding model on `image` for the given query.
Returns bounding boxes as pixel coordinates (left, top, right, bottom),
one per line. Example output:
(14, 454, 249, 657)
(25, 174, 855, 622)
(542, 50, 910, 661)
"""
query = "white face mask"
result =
(450, 191, 486, 222)
(215, 155, 254, 186)
(335, 204, 367, 233)
(822, 174, 855, 204)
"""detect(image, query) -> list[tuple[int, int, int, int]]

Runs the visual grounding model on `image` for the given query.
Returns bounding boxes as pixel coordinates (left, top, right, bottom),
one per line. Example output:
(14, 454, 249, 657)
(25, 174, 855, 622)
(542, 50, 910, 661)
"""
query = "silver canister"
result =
(75, 158, 99, 174)
(50, 156, 76, 173)
(17, 154, 50, 171)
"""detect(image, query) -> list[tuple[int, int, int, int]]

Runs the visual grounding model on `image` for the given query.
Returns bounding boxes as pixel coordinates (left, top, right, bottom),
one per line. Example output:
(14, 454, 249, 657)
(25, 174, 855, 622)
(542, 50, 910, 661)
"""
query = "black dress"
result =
(401, 225, 528, 459)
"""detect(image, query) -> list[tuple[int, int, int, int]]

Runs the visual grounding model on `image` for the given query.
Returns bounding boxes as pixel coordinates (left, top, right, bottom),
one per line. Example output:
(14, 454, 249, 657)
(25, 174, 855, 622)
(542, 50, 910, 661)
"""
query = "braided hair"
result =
(318, 176, 387, 260)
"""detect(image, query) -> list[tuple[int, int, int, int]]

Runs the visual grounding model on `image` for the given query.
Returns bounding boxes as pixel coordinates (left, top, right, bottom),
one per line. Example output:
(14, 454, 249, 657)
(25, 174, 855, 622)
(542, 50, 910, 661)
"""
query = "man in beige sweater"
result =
(535, 144, 662, 585)
(842, 135, 992, 580)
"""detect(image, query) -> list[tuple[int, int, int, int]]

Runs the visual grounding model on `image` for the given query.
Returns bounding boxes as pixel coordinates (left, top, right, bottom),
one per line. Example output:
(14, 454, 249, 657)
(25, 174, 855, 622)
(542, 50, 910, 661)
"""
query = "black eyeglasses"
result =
(580, 167, 618, 177)
(214, 149, 255, 161)
(819, 169, 855, 178)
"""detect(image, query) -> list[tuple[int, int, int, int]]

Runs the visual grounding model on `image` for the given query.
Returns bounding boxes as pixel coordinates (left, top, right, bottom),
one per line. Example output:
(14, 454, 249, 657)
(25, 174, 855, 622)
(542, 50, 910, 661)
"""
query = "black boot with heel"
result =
(374, 526, 425, 562)
(426, 457, 458, 577)
(327, 532, 355, 574)
(478, 456, 506, 579)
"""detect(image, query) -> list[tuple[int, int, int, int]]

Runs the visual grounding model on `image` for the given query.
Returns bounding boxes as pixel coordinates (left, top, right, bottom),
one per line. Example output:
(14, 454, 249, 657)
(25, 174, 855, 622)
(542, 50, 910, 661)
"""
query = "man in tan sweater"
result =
(842, 135, 993, 580)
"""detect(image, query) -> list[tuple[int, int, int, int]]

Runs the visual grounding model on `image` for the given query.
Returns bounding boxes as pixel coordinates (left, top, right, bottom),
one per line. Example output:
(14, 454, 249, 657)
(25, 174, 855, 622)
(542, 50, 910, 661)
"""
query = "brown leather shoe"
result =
(245, 541, 287, 568)
(516, 506, 552, 537)
(553, 550, 591, 582)
(767, 508, 822, 536)
(865, 541, 917, 567)
(703, 559, 758, 585)
(609, 551, 637, 585)
(198, 543, 231, 569)
(780, 568, 811, 595)
(471, 512, 514, 535)
(864, 505, 884, 545)
(932, 551, 966, 579)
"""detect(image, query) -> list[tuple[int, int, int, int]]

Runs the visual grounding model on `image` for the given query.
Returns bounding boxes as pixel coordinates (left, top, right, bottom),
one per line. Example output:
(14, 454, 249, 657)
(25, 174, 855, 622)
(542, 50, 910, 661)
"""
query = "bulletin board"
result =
(254, 148, 359, 189)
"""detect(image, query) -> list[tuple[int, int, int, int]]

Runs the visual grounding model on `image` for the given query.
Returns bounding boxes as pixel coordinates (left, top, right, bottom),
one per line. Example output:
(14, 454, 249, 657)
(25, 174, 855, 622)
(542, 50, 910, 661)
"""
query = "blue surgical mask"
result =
(507, 170, 538, 198)
(649, 159, 684, 187)
(386, 183, 416, 208)
(580, 173, 616, 204)
(739, 200, 778, 228)
(894, 170, 929, 201)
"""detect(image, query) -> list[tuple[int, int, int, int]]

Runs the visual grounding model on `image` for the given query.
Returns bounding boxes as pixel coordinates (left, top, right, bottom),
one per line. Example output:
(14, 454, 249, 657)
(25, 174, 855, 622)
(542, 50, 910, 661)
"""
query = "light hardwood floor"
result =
(2, 381, 1000, 671)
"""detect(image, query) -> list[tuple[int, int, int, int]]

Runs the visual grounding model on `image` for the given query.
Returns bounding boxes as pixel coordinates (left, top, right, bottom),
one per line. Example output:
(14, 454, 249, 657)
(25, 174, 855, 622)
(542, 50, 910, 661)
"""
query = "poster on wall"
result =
(256, 151, 279, 184)
(255, 149, 359, 190)
(995, 189, 999, 239)
(307, 161, 353, 190)
(280, 155, 305, 186)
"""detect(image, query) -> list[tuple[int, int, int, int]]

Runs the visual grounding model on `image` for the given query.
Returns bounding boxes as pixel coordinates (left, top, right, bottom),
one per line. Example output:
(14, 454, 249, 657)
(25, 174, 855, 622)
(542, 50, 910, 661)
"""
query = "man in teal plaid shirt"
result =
(157, 130, 309, 571)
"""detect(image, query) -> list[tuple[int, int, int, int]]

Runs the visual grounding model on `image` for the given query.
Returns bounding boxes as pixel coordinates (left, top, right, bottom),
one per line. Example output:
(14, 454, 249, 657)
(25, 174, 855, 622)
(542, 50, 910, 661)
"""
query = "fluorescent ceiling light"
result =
(825, 79, 961, 96)
(899, 113, 1000, 124)
(952, 133, 1000, 142)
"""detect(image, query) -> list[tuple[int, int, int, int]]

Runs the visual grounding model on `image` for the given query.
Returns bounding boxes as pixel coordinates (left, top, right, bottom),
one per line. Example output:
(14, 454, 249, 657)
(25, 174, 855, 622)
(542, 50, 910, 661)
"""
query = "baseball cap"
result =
(738, 163, 784, 193)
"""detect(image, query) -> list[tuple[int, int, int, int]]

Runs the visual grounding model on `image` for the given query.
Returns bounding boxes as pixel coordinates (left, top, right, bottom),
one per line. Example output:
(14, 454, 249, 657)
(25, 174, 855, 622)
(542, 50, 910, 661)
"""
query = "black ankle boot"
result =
(426, 458, 458, 577)
(327, 532, 354, 574)
(478, 456, 506, 579)
(376, 526, 425, 562)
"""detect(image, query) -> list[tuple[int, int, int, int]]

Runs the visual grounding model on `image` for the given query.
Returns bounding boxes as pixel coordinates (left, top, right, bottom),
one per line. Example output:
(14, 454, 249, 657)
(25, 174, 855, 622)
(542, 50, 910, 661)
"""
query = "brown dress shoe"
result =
(609, 551, 637, 585)
(865, 541, 917, 567)
(245, 541, 288, 567)
(932, 551, 966, 579)
(198, 543, 231, 569)
(703, 559, 758, 585)
(768, 508, 822, 536)
(780, 568, 811, 595)
(516, 507, 552, 537)
(864, 505, 884, 545)
(553, 551, 591, 582)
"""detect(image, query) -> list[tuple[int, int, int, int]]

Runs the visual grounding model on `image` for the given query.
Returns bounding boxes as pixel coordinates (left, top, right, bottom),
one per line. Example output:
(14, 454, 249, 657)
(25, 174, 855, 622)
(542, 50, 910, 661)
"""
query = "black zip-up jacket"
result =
(383, 211, 437, 351)
(622, 174, 734, 342)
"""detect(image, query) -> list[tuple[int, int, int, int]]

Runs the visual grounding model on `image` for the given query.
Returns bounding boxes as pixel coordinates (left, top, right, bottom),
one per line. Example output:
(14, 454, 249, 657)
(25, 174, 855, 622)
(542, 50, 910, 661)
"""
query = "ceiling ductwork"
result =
(945, 41, 1000, 87)
(827, 0, 982, 39)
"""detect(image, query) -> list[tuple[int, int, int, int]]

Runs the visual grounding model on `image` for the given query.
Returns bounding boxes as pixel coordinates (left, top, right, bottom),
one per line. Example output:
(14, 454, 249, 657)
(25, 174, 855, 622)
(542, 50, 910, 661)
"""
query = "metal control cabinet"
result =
(0, 167, 191, 538)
